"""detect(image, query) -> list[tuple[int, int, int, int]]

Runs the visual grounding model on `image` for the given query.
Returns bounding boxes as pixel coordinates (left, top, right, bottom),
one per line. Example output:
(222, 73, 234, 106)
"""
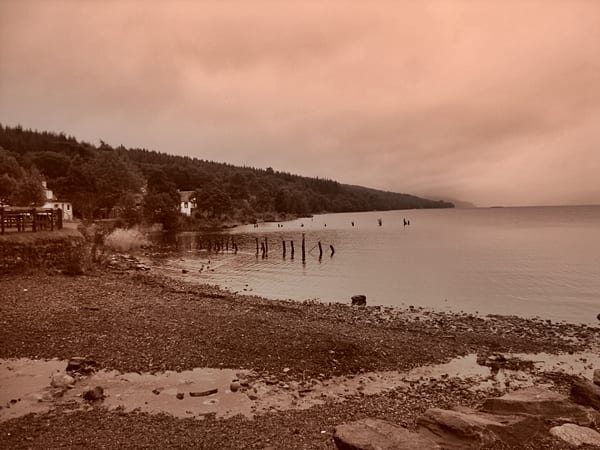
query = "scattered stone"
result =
(571, 378, 600, 411)
(82, 386, 104, 402)
(189, 388, 218, 397)
(550, 423, 600, 447)
(476, 354, 534, 373)
(594, 369, 600, 387)
(182, 269, 188, 274)
(229, 381, 241, 392)
(176, 393, 184, 400)
(247, 393, 258, 401)
(152, 388, 163, 395)
(66, 357, 97, 375)
(333, 418, 440, 450)
(417, 407, 545, 448)
(351, 295, 367, 306)
(481, 386, 600, 427)
(50, 373, 75, 389)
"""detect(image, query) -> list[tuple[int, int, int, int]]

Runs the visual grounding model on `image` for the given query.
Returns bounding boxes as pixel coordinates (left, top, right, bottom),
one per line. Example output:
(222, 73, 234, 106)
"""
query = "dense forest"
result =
(0, 124, 453, 228)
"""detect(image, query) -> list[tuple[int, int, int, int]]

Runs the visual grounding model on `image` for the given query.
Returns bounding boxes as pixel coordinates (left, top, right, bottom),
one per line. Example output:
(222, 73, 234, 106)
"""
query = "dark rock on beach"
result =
(351, 295, 367, 306)
(82, 386, 104, 402)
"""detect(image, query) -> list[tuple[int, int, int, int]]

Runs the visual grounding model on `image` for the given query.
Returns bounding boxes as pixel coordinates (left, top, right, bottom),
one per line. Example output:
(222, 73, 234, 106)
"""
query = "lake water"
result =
(150, 206, 600, 324)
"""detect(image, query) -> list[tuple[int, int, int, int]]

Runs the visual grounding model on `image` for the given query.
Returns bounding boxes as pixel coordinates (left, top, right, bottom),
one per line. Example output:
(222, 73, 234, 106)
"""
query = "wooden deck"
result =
(0, 207, 63, 234)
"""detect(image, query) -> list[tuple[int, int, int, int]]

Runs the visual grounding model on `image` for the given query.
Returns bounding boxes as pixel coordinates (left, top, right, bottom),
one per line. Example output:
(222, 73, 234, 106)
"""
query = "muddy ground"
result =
(1, 269, 599, 449)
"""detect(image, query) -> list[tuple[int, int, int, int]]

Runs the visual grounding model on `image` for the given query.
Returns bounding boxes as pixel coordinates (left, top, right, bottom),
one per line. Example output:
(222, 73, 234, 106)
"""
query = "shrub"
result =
(104, 228, 149, 252)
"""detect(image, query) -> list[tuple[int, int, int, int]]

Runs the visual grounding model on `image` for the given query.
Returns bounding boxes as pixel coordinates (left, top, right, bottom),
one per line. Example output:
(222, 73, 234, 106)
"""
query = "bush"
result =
(104, 228, 149, 252)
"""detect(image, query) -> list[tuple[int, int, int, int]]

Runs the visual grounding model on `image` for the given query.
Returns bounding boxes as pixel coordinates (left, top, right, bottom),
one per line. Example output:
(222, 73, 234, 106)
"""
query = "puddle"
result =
(2, 351, 599, 422)
(0, 359, 251, 421)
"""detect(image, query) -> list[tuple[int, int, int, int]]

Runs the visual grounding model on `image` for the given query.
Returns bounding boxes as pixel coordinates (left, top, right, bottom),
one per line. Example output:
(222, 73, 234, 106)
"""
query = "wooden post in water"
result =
(318, 241, 323, 260)
(261, 242, 266, 258)
(290, 240, 295, 259)
(255, 237, 259, 255)
(301, 233, 306, 262)
(282, 239, 286, 258)
(264, 237, 268, 255)
(330, 245, 335, 257)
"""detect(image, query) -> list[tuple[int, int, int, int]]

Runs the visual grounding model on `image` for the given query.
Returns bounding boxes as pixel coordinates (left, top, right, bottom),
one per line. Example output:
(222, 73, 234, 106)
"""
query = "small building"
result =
(42, 180, 73, 220)
(179, 190, 196, 216)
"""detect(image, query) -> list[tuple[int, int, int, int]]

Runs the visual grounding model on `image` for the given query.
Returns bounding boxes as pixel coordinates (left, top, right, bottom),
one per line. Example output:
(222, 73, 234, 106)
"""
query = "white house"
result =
(179, 190, 196, 216)
(42, 180, 73, 220)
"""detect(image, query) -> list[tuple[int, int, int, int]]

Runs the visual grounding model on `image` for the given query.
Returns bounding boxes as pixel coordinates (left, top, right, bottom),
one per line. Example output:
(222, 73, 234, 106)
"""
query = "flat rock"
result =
(571, 379, 600, 411)
(333, 418, 440, 450)
(417, 407, 545, 449)
(482, 386, 600, 427)
(550, 423, 600, 447)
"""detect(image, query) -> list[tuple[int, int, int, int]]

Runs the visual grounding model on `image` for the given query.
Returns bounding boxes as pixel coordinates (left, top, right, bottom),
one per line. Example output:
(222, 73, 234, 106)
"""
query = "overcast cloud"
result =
(1, 0, 599, 206)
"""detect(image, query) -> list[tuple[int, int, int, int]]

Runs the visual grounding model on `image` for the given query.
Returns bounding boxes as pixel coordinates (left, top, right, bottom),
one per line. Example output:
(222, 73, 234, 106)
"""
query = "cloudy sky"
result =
(1, 0, 599, 206)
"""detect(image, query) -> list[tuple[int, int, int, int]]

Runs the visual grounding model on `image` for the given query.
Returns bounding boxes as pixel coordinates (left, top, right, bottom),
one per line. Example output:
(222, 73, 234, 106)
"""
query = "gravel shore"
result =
(1, 269, 599, 449)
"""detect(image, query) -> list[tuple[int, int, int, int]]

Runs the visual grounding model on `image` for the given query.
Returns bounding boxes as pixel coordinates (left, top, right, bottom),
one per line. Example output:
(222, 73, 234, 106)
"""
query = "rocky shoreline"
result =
(1, 266, 600, 448)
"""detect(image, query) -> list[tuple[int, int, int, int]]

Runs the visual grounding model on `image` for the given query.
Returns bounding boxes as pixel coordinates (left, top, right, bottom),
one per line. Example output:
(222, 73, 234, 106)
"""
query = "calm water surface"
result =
(151, 206, 600, 324)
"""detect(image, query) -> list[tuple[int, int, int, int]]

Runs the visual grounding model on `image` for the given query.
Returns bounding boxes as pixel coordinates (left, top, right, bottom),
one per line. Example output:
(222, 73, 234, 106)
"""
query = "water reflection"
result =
(146, 206, 600, 324)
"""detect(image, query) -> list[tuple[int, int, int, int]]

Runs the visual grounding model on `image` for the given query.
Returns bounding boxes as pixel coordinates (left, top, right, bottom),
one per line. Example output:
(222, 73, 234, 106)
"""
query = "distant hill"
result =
(0, 124, 453, 222)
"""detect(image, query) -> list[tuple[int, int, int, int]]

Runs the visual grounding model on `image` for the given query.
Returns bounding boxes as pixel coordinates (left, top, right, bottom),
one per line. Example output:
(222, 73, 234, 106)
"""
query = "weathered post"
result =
(264, 237, 268, 255)
(302, 233, 306, 262)
(282, 239, 286, 258)
(290, 240, 295, 259)
(261, 242, 266, 258)
(330, 244, 335, 257)
(318, 241, 323, 260)
(255, 237, 259, 255)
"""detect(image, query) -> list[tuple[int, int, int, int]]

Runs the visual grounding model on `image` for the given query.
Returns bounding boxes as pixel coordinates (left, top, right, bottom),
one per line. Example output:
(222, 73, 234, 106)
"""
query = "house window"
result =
(184, 202, 189, 208)
(54, 204, 59, 208)
(67, 205, 70, 210)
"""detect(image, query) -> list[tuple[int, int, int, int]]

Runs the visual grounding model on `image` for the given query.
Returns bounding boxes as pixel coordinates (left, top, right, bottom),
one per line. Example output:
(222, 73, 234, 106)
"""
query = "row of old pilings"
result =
(177, 235, 239, 254)
(255, 233, 334, 262)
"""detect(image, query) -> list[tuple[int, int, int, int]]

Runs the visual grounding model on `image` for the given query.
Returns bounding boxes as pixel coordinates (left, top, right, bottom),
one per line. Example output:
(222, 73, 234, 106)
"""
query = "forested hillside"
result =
(0, 124, 452, 227)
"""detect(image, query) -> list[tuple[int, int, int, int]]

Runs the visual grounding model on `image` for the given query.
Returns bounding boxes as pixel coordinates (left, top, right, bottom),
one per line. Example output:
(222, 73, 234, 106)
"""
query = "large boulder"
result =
(333, 418, 440, 450)
(571, 379, 600, 411)
(550, 423, 600, 447)
(417, 407, 545, 449)
(481, 386, 600, 427)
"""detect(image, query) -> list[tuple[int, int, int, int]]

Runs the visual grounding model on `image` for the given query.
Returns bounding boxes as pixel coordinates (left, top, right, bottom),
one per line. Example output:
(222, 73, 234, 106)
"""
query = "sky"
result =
(1, 0, 599, 207)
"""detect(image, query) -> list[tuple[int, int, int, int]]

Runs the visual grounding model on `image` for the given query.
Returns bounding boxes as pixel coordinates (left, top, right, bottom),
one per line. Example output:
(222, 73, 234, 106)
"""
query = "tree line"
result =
(0, 124, 453, 228)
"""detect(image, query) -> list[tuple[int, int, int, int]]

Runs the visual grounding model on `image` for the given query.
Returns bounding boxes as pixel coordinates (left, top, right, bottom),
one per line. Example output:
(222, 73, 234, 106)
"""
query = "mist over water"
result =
(151, 206, 600, 324)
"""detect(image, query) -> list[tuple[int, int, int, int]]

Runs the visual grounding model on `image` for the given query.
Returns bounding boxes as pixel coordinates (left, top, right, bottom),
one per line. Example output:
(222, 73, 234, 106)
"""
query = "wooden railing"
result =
(0, 207, 63, 234)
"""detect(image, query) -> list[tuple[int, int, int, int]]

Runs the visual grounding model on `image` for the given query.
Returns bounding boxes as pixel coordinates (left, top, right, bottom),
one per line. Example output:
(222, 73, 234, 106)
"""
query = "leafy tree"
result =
(12, 172, 45, 206)
(0, 174, 17, 205)
(143, 169, 180, 229)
